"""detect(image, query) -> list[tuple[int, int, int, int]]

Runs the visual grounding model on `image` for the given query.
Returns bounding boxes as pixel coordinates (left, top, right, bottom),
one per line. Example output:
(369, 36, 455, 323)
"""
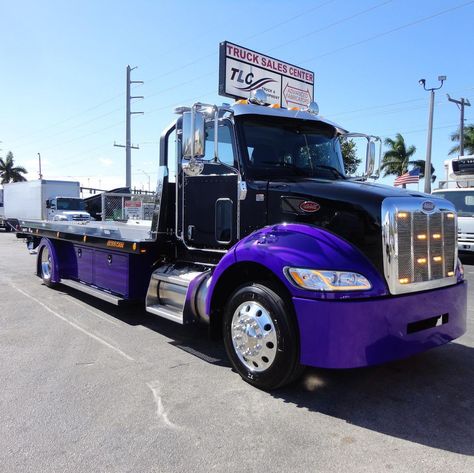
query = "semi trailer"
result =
(15, 43, 467, 389)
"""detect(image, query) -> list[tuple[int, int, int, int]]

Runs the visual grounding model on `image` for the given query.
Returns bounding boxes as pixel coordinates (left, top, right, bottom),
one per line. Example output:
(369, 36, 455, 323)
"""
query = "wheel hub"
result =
(231, 301, 277, 372)
(41, 247, 52, 281)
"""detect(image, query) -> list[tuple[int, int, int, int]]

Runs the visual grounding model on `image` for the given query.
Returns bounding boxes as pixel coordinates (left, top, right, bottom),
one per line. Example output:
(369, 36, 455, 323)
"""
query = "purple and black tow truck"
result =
(16, 43, 467, 389)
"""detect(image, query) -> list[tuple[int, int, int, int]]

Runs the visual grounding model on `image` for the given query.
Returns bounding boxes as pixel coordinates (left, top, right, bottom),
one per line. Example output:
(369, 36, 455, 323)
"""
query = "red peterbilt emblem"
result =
(299, 201, 320, 213)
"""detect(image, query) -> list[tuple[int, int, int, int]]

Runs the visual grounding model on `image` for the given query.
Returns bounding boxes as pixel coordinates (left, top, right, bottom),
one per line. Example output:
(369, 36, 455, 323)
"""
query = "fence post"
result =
(101, 193, 106, 221)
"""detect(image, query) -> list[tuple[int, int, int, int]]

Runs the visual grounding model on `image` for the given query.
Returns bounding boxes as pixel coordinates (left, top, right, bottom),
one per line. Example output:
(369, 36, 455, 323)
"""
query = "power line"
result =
(300, 0, 474, 64)
(7, 90, 125, 146)
(244, 0, 338, 41)
(266, 0, 393, 54)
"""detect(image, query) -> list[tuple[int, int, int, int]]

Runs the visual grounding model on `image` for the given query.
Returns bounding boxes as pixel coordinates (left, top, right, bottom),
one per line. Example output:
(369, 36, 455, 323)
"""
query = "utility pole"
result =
(447, 94, 471, 157)
(37, 152, 43, 179)
(114, 65, 144, 188)
(419, 76, 446, 194)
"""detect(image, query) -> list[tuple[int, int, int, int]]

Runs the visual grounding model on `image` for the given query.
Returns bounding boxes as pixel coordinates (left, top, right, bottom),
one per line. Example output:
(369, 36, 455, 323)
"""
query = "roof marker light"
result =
(305, 101, 319, 115)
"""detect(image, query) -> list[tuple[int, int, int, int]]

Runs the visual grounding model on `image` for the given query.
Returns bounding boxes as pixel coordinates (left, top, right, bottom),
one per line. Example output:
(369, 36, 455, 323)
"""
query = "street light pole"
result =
(419, 76, 446, 194)
(447, 94, 471, 157)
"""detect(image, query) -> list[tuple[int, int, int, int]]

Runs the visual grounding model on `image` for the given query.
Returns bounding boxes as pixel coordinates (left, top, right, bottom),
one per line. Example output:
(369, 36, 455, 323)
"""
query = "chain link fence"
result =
(100, 193, 156, 221)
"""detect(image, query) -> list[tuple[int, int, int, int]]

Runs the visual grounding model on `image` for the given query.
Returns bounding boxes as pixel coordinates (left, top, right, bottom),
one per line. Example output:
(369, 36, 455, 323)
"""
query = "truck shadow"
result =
(59, 285, 473, 455)
(277, 343, 474, 456)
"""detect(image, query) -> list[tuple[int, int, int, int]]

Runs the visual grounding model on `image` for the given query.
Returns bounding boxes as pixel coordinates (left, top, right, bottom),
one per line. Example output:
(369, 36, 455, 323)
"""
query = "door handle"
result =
(187, 225, 195, 241)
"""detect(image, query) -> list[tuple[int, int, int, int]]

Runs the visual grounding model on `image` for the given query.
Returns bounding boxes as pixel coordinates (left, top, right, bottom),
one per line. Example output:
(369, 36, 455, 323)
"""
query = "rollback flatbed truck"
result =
(16, 43, 467, 389)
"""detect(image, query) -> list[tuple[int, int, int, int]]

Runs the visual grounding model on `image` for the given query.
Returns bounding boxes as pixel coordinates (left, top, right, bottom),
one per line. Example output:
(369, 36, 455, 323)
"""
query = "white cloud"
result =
(99, 158, 113, 167)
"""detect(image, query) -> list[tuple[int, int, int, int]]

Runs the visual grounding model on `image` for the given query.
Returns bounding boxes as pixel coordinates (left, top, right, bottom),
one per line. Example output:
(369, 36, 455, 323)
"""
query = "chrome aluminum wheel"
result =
(231, 301, 278, 372)
(41, 247, 52, 282)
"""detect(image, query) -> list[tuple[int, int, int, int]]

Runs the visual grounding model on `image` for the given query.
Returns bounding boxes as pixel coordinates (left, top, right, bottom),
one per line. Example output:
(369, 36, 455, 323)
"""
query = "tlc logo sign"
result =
(230, 67, 276, 93)
(230, 68, 254, 85)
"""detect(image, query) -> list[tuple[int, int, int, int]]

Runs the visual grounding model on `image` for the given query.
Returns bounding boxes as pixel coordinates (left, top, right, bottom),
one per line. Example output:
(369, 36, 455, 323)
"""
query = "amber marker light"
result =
(397, 212, 408, 218)
(417, 234, 427, 240)
(399, 278, 410, 284)
(432, 233, 441, 239)
(433, 256, 442, 262)
(417, 258, 427, 264)
(447, 271, 455, 276)
(446, 213, 455, 219)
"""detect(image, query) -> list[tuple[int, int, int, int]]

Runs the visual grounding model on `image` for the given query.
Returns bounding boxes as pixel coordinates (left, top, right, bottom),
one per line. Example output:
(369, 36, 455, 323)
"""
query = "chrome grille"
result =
(382, 197, 457, 295)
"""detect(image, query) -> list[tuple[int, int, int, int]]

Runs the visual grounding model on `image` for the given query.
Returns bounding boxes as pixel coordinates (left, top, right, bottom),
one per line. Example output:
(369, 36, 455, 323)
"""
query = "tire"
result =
(223, 283, 303, 390)
(39, 245, 57, 288)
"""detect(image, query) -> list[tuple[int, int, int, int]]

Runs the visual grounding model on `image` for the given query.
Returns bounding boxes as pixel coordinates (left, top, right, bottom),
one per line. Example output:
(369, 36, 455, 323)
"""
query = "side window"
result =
(167, 129, 176, 183)
(204, 123, 236, 167)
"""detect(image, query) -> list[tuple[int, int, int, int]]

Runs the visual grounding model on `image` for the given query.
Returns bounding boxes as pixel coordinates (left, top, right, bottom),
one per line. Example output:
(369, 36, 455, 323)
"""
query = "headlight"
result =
(285, 267, 372, 291)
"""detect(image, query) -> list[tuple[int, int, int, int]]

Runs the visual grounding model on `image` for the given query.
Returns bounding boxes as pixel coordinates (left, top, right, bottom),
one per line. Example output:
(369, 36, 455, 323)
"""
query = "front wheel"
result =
(223, 283, 303, 390)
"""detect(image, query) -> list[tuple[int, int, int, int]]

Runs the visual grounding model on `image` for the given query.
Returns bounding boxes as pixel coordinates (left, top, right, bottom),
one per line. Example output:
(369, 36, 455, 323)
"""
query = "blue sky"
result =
(1, 0, 473, 191)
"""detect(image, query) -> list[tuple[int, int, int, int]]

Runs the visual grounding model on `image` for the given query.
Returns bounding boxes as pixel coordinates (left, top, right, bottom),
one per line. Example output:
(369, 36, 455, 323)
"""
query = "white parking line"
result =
(146, 380, 178, 429)
(10, 283, 134, 362)
(65, 297, 121, 327)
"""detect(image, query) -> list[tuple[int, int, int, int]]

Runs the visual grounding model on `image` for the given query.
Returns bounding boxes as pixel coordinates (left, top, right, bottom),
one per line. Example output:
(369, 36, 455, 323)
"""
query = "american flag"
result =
(394, 168, 420, 186)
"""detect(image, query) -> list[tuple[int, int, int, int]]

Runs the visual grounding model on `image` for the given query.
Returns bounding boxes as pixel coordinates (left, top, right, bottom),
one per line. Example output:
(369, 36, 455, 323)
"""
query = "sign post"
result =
(219, 41, 314, 108)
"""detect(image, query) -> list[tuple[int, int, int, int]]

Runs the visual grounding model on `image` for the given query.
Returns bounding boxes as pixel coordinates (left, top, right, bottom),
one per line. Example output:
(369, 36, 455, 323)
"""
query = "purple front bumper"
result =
(294, 282, 467, 369)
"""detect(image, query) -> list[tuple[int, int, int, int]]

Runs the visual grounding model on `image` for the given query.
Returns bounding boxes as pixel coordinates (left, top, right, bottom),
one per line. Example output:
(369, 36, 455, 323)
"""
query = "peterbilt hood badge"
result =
(299, 201, 320, 213)
(421, 200, 436, 213)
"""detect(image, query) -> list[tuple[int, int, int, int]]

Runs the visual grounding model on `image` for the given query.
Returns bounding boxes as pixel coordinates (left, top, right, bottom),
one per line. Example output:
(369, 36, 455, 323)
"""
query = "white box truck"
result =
(0, 188, 10, 231)
(4, 180, 90, 224)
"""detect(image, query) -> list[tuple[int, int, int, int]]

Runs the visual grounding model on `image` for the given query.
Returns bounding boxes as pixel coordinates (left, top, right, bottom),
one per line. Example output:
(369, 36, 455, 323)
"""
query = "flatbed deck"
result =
(19, 219, 154, 242)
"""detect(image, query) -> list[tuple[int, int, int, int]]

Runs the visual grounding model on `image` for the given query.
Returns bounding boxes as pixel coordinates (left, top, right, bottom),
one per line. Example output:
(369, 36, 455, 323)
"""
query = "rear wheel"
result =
(223, 283, 303, 390)
(39, 246, 57, 288)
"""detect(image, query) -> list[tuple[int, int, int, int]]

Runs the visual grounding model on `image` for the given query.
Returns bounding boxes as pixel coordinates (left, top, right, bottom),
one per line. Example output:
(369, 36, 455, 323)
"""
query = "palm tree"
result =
(381, 134, 417, 187)
(449, 124, 474, 156)
(0, 151, 28, 184)
(410, 159, 436, 183)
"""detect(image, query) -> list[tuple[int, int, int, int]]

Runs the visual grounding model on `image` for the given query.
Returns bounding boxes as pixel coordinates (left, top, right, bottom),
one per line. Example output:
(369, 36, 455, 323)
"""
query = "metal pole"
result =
(419, 76, 446, 194)
(424, 89, 435, 193)
(126, 65, 131, 188)
(37, 152, 42, 179)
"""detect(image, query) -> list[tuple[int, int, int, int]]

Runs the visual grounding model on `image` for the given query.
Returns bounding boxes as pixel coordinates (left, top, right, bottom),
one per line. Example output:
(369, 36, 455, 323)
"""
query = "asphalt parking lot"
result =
(0, 232, 473, 473)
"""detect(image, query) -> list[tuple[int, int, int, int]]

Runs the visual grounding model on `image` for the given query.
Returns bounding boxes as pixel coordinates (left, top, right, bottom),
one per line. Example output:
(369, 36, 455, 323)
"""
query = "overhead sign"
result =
(219, 41, 314, 108)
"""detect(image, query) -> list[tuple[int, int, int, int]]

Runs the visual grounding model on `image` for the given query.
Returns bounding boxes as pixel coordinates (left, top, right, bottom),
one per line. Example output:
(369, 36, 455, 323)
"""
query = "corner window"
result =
(204, 122, 237, 168)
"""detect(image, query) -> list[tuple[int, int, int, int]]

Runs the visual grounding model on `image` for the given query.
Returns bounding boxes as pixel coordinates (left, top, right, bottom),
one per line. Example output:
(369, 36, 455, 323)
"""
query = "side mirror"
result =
(182, 110, 205, 159)
(365, 141, 376, 177)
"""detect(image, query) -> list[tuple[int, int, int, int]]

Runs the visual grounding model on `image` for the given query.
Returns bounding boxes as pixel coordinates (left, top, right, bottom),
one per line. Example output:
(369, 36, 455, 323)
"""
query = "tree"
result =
(381, 133, 417, 180)
(340, 138, 361, 175)
(410, 159, 436, 183)
(449, 124, 474, 156)
(0, 151, 28, 184)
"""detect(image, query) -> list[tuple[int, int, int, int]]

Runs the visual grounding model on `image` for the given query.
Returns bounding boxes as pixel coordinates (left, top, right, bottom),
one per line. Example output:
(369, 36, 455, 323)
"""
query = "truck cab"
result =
(433, 156, 474, 254)
(46, 197, 90, 222)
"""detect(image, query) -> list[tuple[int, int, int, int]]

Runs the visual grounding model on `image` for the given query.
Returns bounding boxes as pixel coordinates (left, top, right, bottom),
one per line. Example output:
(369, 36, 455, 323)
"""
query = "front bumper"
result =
(459, 241, 474, 253)
(294, 281, 467, 369)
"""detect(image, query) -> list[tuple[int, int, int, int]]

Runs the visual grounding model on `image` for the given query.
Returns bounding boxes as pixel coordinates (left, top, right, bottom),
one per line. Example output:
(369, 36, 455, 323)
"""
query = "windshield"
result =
(435, 191, 474, 217)
(238, 115, 344, 180)
(57, 198, 86, 211)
